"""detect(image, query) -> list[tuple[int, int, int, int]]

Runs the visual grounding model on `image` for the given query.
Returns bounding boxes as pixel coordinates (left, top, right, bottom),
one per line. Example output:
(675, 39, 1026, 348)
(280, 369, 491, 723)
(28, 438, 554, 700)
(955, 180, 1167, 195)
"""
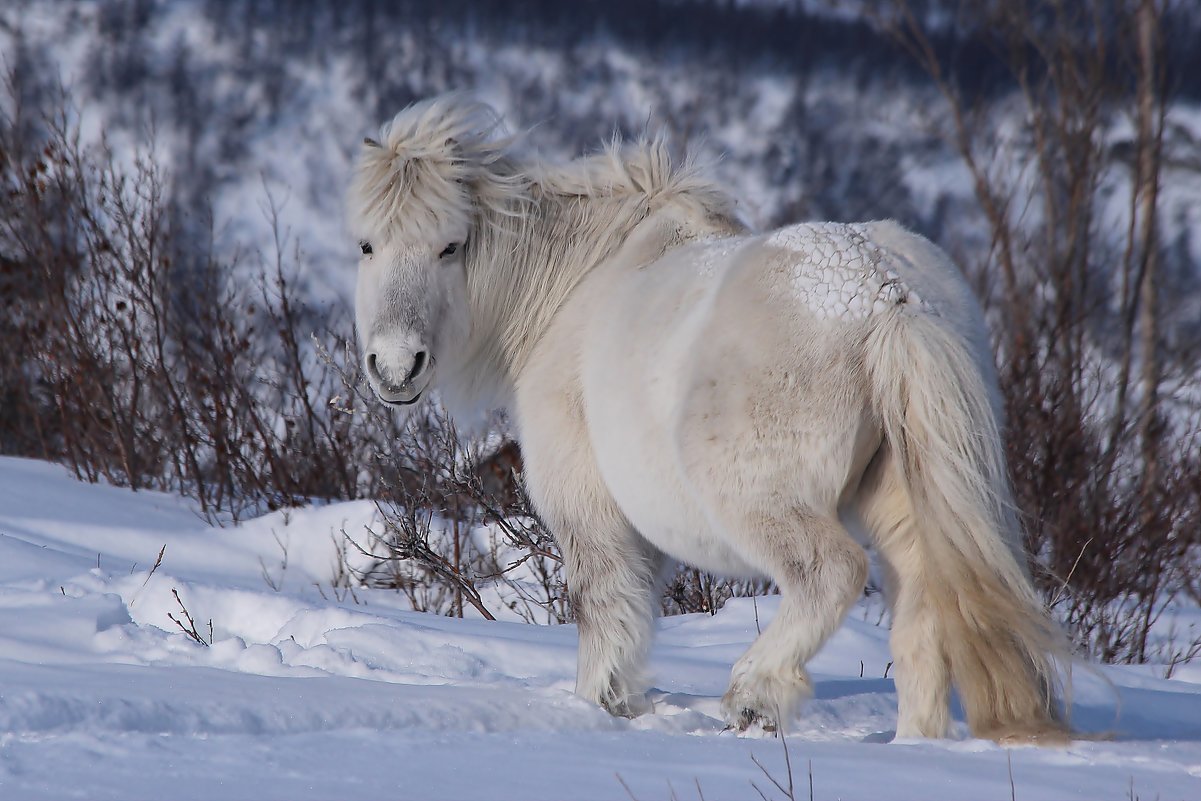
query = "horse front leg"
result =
(555, 514, 664, 717)
(516, 389, 664, 718)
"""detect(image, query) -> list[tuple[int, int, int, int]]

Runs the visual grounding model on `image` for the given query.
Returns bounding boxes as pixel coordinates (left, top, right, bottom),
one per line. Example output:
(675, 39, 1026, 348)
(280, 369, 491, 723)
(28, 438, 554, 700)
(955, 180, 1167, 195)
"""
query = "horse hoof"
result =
(721, 692, 781, 732)
(602, 692, 652, 718)
(733, 707, 778, 732)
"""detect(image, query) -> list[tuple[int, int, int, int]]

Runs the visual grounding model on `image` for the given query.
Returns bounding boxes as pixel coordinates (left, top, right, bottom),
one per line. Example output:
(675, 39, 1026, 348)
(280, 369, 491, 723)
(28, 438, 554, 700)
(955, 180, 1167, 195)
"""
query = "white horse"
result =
(347, 94, 1069, 742)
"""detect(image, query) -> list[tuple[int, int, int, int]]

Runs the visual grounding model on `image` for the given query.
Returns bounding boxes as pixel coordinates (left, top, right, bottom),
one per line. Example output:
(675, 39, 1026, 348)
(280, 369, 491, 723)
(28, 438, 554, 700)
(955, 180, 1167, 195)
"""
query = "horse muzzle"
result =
(365, 349, 434, 406)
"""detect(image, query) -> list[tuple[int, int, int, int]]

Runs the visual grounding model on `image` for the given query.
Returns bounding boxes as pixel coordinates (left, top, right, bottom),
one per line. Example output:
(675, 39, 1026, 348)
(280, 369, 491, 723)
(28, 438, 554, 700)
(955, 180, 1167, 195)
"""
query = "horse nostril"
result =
(407, 350, 428, 383)
(365, 352, 383, 383)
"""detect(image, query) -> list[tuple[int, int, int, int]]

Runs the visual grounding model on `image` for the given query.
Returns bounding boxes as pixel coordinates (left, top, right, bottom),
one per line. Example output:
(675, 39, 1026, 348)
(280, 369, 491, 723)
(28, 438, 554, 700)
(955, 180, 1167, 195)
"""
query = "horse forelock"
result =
(348, 93, 522, 246)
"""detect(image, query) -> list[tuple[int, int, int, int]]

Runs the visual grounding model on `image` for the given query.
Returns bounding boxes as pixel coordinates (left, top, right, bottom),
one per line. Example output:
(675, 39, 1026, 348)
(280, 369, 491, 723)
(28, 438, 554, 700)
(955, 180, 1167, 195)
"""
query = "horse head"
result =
(347, 94, 511, 407)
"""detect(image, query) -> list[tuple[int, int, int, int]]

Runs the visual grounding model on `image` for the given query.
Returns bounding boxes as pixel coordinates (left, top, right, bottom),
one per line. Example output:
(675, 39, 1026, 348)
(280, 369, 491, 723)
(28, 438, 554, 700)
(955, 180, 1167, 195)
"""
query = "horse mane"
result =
(528, 135, 739, 221)
(349, 93, 745, 405)
(467, 132, 744, 381)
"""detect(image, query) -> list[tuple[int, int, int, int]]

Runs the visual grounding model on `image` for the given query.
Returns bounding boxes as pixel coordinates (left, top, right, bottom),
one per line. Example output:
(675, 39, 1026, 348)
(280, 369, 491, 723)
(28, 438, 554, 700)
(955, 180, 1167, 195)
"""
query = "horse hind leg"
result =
(716, 507, 869, 731)
(858, 443, 1068, 742)
(856, 448, 953, 738)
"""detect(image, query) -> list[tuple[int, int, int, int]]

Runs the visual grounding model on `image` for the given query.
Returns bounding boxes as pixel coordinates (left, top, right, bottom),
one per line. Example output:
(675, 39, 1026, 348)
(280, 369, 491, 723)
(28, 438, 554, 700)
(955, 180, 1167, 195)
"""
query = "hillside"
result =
(5, 0, 1198, 310)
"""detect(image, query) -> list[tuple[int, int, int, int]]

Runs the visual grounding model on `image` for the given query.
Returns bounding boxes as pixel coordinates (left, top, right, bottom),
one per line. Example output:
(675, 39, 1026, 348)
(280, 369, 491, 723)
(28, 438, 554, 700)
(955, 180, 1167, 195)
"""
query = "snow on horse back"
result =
(347, 93, 1071, 743)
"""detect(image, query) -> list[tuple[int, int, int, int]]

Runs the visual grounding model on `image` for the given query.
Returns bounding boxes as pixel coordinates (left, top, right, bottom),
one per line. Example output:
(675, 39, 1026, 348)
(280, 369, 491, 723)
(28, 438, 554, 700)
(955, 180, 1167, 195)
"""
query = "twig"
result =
(138, 544, 166, 591)
(780, 715, 796, 801)
(750, 751, 794, 801)
(1049, 537, 1093, 608)
(167, 588, 210, 646)
(748, 703, 799, 800)
(615, 773, 641, 801)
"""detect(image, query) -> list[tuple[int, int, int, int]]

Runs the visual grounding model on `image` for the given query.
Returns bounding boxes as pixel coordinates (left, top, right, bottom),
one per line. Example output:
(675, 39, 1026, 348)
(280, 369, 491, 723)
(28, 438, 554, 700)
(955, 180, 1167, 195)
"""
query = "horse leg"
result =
(516, 383, 664, 717)
(556, 513, 664, 717)
(673, 348, 871, 729)
(880, 549, 953, 739)
(856, 447, 952, 738)
(716, 508, 868, 731)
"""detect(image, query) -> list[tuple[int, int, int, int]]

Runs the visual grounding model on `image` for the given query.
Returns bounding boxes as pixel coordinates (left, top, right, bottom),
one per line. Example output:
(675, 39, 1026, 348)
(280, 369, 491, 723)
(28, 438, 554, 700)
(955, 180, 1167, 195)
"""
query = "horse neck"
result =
(460, 186, 653, 394)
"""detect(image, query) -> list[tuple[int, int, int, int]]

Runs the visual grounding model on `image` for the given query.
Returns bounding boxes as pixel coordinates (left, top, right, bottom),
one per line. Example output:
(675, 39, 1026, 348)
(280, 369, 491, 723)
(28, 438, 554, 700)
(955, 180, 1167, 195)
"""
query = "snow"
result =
(1, 457, 1200, 800)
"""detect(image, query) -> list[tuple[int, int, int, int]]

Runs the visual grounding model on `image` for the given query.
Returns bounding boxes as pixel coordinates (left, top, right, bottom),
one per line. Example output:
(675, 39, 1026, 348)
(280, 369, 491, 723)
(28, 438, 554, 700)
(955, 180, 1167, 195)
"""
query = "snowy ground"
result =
(1, 457, 1200, 800)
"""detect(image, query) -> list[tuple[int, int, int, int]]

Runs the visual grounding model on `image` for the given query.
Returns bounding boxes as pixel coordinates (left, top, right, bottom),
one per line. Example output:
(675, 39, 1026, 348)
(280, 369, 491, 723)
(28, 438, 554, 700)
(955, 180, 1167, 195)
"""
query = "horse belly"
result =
(594, 424, 760, 576)
(582, 248, 762, 577)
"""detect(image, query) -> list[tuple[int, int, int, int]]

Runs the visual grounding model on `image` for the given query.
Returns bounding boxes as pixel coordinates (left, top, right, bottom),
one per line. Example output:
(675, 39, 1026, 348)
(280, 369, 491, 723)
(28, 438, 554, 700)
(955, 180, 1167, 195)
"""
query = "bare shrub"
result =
(342, 407, 570, 623)
(884, 0, 1201, 662)
(0, 70, 410, 520)
(661, 569, 777, 617)
(0, 69, 567, 620)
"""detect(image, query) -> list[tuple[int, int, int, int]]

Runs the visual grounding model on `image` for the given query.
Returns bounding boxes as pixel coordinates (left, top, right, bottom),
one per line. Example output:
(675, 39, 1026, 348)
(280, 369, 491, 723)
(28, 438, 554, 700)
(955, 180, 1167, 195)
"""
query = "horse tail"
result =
(863, 305, 1070, 743)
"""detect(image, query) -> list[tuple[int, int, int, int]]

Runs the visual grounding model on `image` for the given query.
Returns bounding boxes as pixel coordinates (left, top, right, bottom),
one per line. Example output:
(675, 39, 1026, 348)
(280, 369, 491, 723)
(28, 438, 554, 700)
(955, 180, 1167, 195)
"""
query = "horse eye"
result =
(439, 242, 460, 259)
(359, 241, 372, 256)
